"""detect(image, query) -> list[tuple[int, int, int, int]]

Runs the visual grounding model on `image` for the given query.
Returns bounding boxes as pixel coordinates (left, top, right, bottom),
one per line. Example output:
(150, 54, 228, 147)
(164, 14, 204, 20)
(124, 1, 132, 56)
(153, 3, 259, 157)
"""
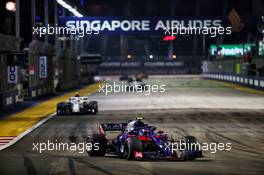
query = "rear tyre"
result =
(89, 134, 107, 156)
(91, 108, 97, 115)
(122, 137, 142, 160)
(57, 102, 66, 115)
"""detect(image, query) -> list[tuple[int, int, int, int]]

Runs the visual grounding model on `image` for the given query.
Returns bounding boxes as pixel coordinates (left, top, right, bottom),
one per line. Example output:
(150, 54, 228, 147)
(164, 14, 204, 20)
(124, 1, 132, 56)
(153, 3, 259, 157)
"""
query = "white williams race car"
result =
(56, 96, 98, 115)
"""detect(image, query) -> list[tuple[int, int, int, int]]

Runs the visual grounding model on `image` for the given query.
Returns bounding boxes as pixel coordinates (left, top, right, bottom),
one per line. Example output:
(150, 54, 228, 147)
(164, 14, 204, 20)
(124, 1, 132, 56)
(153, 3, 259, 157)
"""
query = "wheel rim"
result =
(123, 143, 129, 159)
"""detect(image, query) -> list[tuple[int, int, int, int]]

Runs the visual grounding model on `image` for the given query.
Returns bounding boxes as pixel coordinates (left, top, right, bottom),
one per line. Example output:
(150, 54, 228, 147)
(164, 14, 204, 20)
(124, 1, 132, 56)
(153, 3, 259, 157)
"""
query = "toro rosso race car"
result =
(88, 117, 203, 160)
(56, 96, 98, 115)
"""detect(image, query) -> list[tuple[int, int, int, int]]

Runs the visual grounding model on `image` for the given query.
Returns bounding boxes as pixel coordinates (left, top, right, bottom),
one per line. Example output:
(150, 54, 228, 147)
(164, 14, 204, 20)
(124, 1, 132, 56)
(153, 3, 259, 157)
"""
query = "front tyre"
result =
(180, 136, 201, 160)
(122, 137, 142, 160)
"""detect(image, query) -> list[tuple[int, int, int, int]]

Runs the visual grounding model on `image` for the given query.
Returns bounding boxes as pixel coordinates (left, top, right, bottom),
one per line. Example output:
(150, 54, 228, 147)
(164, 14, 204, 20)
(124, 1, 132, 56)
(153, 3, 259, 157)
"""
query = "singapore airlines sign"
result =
(59, 16, 230, 36)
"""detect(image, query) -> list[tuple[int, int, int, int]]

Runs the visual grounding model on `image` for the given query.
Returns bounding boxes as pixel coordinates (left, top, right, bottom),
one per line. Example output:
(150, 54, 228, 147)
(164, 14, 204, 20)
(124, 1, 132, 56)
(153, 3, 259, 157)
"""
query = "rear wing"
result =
(99, 123, 127, 134)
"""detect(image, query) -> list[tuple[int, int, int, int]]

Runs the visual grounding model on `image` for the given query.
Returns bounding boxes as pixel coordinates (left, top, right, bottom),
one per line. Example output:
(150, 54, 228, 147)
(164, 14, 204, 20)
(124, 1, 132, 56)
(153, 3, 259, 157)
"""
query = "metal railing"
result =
(203, 73, 264, 90)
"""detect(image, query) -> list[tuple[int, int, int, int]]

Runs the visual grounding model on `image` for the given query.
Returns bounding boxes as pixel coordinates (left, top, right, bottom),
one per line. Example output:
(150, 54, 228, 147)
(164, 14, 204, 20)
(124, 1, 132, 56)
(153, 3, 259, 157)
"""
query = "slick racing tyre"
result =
(89, 101, 98, 115)
(89, 134, 107, 156)
(56, 102, 67, 115)
(122, 137, 142, 160)
(179, 136, 199, 160)
(91, 108, 97, 115)
(56, 109, 63, 115)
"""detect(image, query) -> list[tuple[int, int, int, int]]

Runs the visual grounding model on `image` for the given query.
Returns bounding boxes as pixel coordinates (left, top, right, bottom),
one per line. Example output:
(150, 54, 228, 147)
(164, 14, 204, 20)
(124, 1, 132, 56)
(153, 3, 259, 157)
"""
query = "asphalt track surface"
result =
(0, 76, 264, 175)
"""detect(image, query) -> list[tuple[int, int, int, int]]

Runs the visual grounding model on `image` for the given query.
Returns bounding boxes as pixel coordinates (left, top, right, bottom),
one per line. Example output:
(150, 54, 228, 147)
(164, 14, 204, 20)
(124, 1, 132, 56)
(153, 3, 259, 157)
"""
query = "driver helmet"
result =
(75, 92, 80, 97)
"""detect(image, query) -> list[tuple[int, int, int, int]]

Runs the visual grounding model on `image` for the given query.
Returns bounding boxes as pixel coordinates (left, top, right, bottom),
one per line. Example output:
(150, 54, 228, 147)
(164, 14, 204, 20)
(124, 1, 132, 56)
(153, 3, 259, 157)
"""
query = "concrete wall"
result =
(0, 34, 22, 111)
(28, 40, 54, 99)
(58, 49, 79, 91)
(204, 57, 264, 76)
(202, 56, 264, 90)
(80, 64, 98, 85)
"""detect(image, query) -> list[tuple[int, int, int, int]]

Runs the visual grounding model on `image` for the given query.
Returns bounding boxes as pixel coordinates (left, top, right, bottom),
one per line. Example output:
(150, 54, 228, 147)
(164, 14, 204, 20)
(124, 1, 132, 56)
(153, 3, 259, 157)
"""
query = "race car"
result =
(88, 117, 203, 160)
(135, 72, 148, 81)
(119, 74, 133, 82)
(56, 96, 98, 115)
(126, 80, 148, 91)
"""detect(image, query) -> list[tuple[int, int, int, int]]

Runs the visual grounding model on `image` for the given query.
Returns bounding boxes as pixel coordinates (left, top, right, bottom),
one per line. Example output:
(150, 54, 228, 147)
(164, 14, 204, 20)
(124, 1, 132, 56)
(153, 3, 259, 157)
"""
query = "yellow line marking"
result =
(209, 80, 264, 95)
(0, 82, 104, 136)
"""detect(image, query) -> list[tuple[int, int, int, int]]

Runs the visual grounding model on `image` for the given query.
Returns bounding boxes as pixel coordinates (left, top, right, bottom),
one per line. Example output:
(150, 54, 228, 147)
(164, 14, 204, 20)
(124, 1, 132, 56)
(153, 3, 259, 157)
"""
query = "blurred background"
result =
(0, 0, 264, 112)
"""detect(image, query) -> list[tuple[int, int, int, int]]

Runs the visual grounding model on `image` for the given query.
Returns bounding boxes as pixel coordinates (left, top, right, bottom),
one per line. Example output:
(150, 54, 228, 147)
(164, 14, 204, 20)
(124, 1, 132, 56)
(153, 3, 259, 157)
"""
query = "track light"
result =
(57, 0, 83, 17)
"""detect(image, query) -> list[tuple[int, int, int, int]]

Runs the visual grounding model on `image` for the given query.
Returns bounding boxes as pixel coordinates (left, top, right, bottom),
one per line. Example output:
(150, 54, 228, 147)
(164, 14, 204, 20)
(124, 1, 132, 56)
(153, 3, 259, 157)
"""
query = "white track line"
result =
(0, 113, 56, 151)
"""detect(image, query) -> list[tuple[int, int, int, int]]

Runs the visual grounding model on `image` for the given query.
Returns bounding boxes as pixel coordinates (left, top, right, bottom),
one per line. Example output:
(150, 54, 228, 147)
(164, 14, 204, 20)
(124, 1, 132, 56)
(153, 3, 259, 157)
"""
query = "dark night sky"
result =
(0, 0, 262, 45)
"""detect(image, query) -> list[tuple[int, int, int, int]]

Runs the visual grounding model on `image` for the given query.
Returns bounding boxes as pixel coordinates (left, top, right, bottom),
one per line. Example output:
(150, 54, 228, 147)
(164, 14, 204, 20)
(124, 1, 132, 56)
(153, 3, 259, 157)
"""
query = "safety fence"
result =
(203, 73, 264, 90)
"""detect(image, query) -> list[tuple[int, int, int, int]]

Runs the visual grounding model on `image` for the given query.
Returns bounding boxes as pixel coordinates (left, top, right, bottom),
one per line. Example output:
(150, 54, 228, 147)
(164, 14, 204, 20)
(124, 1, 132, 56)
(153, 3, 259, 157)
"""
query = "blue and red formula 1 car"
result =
(88, 117, 203, 160)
